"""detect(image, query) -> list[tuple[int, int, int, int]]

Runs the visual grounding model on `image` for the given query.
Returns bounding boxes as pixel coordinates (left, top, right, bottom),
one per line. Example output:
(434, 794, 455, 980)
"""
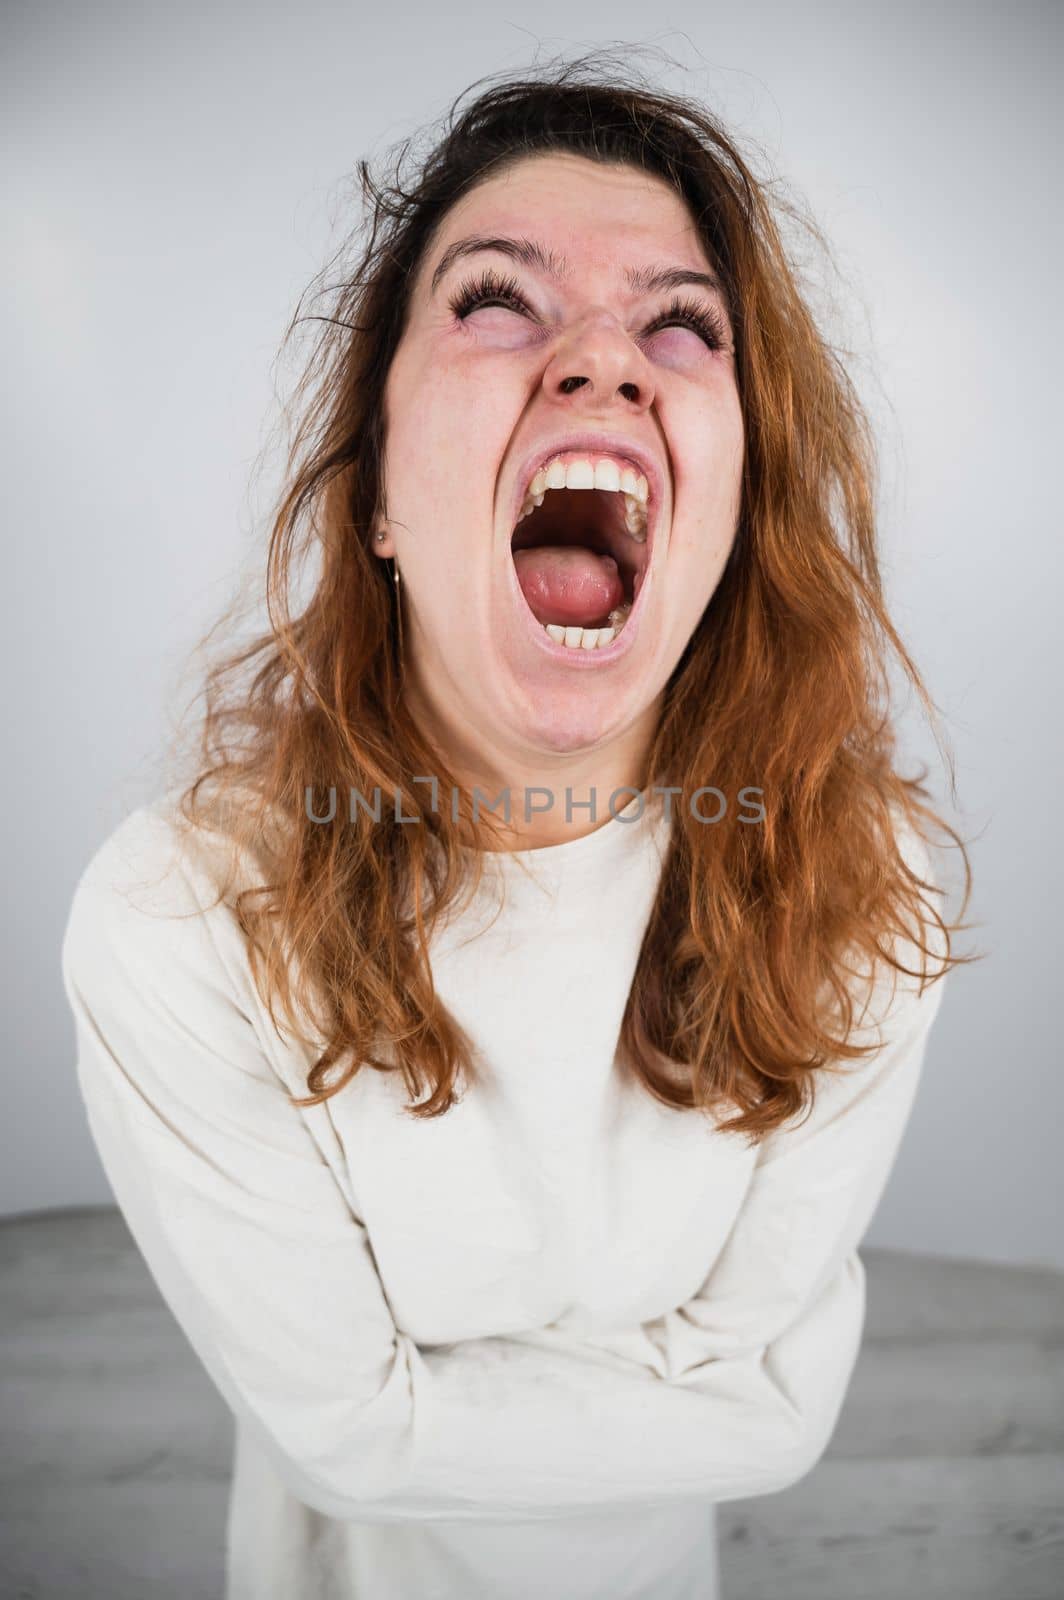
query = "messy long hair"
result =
(166, 49, 977, 1139)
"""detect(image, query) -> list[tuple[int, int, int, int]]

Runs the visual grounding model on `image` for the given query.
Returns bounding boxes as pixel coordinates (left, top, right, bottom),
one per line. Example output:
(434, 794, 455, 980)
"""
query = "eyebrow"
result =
(428, 233, 725, 300)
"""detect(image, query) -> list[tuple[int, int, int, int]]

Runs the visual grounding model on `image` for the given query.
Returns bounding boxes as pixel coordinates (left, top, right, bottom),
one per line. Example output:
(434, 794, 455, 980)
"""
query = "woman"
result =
(61, 53, 973, 1600)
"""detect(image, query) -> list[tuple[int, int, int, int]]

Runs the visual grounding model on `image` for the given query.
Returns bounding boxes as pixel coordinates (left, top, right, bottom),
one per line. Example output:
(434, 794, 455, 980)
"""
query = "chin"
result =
(507, 689, 632, 754)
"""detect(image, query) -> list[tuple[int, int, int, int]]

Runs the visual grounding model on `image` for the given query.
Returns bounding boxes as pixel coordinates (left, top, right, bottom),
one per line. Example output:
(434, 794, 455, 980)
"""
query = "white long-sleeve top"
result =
(60, 789, 947, 1600)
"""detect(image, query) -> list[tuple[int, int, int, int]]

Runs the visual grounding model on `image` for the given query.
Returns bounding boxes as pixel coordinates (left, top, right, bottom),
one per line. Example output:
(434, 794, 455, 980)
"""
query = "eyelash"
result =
(447, 268, 729, 351)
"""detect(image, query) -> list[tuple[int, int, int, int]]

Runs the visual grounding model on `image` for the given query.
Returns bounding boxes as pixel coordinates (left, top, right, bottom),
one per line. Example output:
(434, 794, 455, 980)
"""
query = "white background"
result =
(4, 1, 1060, 1267)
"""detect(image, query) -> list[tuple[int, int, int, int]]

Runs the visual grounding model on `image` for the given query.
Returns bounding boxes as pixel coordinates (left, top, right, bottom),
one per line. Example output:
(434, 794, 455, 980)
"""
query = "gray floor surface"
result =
(1, 1206, 1062, 1599)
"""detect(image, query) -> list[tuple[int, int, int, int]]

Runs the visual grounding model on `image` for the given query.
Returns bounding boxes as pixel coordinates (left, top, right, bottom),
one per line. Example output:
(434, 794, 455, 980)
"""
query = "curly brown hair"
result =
(163, 49, 978, 1141)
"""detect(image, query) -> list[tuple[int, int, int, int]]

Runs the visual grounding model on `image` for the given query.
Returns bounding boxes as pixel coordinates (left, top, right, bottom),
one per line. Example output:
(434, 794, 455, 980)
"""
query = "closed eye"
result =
(448, 268, 531, 321)
(642, 296, 729, 351)
(448, 269, 730, 351)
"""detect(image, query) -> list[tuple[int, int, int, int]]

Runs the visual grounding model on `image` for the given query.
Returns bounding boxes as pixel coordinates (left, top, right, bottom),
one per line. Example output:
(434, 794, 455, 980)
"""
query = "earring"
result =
(391, 558, 403, 659)
(373, 521, 403, 659)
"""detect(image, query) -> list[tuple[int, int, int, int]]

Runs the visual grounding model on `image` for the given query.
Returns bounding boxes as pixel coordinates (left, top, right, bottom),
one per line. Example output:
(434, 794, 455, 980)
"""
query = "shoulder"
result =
(59, 791, 329, 1116)
(757, 803, 952, 1162)
(838, 798, 951, 1062)
(886, 797, 950, 975)
(888, 799, 940, 903)
(61, 793, 268, 1024)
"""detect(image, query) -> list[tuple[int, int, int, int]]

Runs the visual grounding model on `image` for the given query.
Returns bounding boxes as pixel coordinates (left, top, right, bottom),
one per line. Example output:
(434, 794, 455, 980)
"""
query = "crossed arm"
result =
(61, 805, 947, 1524)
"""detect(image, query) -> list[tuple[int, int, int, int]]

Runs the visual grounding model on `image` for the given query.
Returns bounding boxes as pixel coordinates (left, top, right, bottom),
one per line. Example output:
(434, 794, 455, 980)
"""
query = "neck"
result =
(403, 677, 665, 852)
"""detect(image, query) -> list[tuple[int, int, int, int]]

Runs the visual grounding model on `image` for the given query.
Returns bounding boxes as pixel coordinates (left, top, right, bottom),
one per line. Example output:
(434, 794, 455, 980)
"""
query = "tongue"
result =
(513, 546, 625, 628)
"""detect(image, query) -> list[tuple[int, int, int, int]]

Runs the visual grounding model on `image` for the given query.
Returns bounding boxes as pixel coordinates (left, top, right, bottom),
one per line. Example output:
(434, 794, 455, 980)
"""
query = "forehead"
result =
(420, 152, 713, 285)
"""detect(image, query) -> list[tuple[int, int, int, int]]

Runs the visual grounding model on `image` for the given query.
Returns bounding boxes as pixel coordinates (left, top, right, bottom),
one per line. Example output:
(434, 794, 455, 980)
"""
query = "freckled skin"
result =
(377, 152, 745, 830)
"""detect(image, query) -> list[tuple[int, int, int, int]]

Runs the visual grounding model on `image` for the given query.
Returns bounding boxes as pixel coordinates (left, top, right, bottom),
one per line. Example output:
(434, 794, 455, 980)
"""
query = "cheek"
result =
(708, 372, 745, 470)
(719, 398, 746, 519)
(382, 353, 523, 579)
(392, 339, 523, 467)
(672, 380, 745, 532)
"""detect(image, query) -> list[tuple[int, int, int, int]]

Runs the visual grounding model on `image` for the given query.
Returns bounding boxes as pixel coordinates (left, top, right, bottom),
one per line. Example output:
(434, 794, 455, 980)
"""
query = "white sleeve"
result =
(62, 805, 947, 1524)
(517, 816, 950, 1499)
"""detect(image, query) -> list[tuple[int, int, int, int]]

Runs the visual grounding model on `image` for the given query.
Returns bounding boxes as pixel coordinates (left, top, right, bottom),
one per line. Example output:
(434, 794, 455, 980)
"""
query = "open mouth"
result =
(509, 457, 651, 653)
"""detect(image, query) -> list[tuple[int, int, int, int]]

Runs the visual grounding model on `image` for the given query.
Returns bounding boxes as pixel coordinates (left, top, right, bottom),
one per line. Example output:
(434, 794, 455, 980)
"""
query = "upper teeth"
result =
(517, 455, 650, 542)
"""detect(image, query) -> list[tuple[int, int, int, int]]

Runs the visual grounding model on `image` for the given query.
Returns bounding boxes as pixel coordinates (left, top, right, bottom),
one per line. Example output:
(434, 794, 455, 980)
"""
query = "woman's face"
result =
(378, 151, 744, 784)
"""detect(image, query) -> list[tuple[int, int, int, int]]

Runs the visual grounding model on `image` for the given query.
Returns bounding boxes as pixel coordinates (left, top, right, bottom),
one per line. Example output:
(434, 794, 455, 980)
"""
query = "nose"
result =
(542, 310, 655, 415)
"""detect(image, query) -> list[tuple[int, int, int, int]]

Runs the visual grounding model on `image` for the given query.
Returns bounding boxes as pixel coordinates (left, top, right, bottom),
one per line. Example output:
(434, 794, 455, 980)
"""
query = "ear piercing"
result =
(373, 527, 399, 592)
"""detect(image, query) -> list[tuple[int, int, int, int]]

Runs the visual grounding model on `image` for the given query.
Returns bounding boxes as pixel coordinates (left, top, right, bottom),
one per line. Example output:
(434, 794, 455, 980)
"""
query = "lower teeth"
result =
(544, 603, 632, 651)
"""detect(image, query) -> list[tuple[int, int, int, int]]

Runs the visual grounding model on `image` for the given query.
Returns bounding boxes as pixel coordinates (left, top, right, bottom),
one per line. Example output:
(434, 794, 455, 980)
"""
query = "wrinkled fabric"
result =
(61, 790, 946, 1598)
